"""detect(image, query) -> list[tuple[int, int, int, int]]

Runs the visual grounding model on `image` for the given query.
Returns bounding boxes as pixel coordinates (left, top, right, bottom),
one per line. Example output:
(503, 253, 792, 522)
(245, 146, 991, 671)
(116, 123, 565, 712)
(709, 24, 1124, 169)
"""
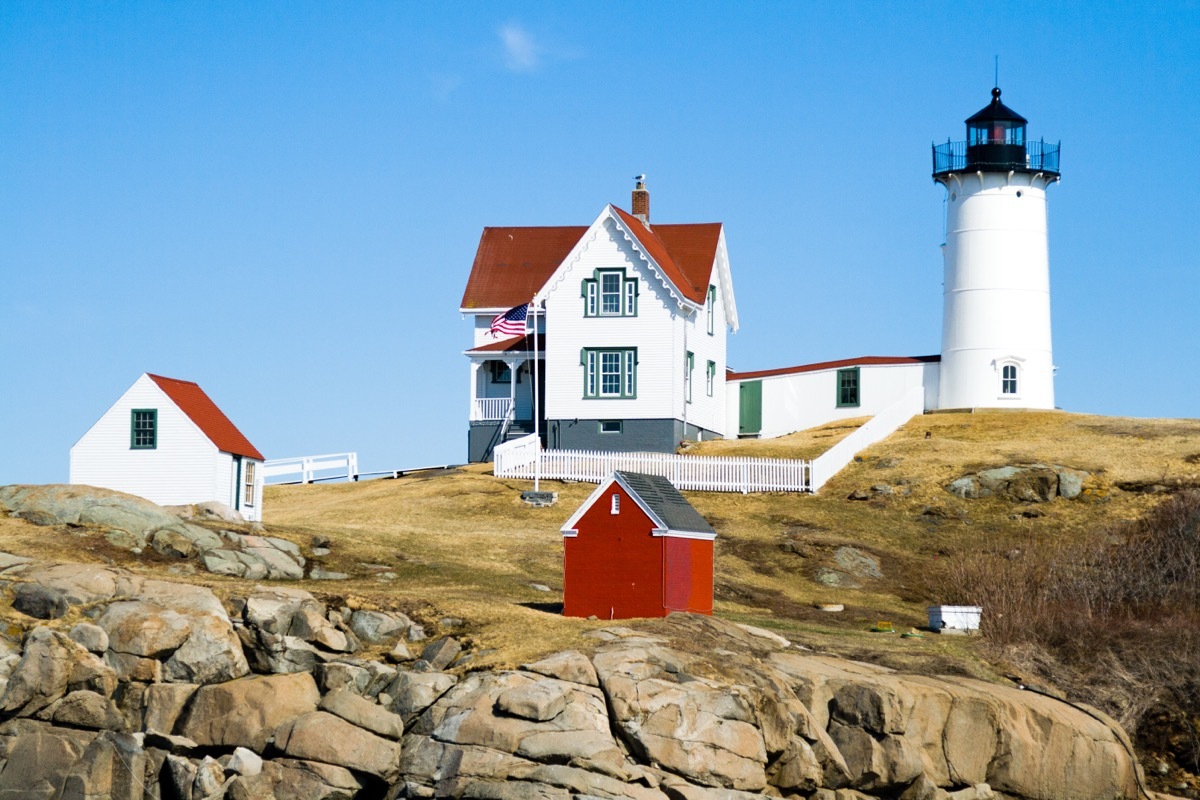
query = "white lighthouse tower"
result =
(933, 87, 1061, 410)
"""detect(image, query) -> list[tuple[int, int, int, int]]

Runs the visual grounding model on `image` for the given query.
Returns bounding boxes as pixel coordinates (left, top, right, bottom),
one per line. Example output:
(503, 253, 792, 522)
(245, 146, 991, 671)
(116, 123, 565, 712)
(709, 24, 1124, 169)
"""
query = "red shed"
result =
(561, 471, 716, 619)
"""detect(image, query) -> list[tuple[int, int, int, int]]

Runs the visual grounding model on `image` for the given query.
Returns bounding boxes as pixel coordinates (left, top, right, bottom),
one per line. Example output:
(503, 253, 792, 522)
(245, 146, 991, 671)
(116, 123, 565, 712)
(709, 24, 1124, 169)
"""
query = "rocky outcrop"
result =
(946, 465, 1092, 502)
(0, 552, 1152, 800)
(0, 484, 306, 579)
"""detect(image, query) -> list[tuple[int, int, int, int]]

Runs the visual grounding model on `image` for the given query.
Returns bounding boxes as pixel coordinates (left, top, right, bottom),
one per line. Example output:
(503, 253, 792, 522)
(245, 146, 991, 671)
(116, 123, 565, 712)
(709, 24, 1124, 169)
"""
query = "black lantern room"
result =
(933, 87, 1060, 178)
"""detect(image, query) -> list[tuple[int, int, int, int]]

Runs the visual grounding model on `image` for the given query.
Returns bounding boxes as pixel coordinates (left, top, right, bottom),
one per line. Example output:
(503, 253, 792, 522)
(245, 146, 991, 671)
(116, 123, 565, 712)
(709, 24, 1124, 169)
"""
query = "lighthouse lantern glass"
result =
(968, 119, 1025, 147)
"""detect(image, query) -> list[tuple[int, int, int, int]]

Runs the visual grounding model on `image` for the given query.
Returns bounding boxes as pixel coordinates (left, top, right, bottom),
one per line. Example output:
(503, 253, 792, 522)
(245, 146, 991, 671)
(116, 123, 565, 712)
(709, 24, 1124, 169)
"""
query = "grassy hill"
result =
(253, 411, 1200, 671)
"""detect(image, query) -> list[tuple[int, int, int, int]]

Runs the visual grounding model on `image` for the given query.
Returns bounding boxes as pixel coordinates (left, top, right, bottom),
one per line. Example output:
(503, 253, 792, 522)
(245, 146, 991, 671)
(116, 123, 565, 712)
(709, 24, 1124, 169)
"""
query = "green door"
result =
(738, 380, 762, 435)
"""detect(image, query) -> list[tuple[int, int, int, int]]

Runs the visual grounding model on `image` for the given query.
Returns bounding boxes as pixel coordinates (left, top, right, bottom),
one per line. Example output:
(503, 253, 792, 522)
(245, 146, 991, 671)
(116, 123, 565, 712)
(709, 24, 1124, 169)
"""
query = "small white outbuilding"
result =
(70, 373, 265, 521)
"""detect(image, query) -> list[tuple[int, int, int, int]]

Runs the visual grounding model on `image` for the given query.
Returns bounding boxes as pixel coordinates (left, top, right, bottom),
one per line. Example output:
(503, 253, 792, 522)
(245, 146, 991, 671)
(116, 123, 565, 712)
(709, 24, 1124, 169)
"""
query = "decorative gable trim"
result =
(535, 207, 701, 312)
(608, 213, 697, 311)
(713, 228, 739, 332)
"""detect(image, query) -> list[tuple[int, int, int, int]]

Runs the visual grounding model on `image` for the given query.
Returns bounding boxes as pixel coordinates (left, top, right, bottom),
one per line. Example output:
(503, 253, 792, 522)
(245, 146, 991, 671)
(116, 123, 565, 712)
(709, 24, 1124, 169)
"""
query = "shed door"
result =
(739, 380, 762, 435)
(663, 537, 713, 614)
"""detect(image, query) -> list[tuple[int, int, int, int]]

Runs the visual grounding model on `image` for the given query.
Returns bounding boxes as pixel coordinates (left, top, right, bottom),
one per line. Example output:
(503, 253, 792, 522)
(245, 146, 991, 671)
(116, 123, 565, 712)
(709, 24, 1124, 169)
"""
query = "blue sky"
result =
(2, 2, 1197, 484)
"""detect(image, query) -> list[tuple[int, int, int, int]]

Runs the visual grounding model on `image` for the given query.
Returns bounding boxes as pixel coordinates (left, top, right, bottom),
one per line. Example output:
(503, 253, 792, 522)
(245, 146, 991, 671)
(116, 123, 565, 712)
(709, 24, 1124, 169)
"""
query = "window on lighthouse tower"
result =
(1001, 364, 1019, 395)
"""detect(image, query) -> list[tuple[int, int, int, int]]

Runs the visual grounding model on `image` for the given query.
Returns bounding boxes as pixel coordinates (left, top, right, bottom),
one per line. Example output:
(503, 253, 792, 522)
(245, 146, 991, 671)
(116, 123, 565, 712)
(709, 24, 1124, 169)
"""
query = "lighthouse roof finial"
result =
(966, 85, 1027, 126)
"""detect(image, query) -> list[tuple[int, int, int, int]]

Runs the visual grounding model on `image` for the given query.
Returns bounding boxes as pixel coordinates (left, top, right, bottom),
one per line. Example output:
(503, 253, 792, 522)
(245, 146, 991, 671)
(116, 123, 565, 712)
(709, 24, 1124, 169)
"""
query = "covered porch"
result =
(465, 334, 546, 462)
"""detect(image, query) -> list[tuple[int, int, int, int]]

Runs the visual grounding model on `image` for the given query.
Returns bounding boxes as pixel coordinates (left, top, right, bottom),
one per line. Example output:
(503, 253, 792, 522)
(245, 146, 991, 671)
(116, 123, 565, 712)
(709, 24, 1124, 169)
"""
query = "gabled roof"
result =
(610, 208, 718, 305)
(460, 206, 723, 311)
(460, 227, 586, 310)
(728, 355, 941, 382)
(147, 374, 264, 460)
(561, 471, 716, 539)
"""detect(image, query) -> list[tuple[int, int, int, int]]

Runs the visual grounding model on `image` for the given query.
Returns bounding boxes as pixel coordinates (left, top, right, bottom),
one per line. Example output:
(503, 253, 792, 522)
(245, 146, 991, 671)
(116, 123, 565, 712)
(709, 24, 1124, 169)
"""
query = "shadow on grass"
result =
(518, 601, 564, 615)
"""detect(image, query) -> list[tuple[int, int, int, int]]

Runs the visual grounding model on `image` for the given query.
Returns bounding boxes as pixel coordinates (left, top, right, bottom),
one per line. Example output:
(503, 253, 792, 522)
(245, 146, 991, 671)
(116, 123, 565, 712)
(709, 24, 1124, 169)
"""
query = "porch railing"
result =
(471, 397, 514, 422)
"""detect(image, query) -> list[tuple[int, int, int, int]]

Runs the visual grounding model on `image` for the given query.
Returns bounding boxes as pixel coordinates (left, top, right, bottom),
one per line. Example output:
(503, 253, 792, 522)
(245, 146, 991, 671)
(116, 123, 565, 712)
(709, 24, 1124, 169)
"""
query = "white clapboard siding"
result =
(494, 434, 811, 493)
(70, 375, 223, 507)
(543, 219, 684, 422)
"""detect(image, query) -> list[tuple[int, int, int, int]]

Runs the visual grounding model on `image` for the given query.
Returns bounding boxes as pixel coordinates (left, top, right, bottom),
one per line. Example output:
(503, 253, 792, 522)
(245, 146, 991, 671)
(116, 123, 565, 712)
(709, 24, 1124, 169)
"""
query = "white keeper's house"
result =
(460, 179, 737, 462)
(70, 373, 266, 520)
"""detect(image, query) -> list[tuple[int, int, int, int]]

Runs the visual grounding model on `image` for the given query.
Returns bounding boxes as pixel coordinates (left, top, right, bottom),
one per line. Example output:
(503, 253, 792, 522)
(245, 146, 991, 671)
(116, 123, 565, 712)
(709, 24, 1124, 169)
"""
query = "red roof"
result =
(466, 333, 546, 354)
(459, 207, 721, 310)
(460, 226, 586, 310)
(147, 374, 264, 460)
(728, 355, 941, 382)
(610, 208, 718, 305)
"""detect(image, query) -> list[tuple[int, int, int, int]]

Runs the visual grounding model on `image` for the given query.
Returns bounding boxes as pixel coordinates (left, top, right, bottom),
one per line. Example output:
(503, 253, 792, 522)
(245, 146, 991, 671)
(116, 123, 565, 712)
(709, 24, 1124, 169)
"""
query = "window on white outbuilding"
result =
(243, 461, 256, 507)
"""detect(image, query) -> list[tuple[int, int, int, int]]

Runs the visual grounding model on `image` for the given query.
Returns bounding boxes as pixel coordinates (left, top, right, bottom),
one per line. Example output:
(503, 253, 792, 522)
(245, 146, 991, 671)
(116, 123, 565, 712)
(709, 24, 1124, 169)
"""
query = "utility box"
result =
(928, 605, 982, 634)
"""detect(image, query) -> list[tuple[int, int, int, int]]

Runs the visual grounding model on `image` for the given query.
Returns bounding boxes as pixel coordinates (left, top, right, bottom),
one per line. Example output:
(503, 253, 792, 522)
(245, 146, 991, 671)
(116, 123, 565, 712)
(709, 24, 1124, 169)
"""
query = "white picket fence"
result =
(263, 452, 359, 484)
(493, 434, 811, 493)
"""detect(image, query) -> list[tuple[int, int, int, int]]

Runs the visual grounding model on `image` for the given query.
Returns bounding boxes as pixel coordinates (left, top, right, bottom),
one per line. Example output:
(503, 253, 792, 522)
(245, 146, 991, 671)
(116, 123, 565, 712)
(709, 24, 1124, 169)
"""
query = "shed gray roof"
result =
(615, 472, 716, 535)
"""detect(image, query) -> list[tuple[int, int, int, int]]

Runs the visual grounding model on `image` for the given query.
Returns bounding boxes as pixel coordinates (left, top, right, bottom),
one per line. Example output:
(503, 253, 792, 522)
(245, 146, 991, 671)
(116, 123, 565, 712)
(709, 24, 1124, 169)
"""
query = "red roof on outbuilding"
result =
(459, 207, 721, 310)
(147, 374, 264, 460)
(728, 355, 941, 382)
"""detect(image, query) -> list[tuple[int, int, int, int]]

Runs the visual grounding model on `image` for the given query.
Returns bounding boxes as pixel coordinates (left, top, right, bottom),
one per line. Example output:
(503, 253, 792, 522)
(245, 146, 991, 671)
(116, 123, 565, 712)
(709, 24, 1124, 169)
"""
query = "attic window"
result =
(610, 494, 620, 514)
(131, 409, 157, 449)
(583, 270, 637, 317)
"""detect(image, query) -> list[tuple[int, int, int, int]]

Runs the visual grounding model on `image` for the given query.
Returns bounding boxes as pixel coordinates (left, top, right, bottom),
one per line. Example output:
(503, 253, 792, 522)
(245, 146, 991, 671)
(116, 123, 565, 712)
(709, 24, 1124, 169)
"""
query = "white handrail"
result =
(809, 387, 924, 491)
(263, 452, 359, 484)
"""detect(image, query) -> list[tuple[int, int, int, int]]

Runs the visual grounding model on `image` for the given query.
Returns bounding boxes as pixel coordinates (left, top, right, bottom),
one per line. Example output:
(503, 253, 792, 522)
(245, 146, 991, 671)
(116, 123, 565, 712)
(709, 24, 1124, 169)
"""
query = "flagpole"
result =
(532, 296, 540, 492)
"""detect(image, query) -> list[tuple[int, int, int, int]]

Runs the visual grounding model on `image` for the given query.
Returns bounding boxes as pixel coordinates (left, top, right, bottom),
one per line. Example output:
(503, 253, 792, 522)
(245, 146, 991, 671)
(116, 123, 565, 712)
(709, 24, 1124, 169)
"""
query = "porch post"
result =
(469, 361, 481, 421)
(505, 358, 519, 421)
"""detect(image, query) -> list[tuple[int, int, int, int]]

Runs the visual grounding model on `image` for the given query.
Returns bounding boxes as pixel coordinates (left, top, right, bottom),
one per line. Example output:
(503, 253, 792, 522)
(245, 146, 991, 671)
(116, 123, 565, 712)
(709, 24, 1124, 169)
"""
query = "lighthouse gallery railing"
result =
(932, 139, 1061, 176)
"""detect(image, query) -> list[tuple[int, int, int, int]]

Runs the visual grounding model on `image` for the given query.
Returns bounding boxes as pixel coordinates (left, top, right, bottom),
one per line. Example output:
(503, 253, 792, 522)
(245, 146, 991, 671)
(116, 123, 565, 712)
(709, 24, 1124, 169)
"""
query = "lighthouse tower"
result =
(933, 87, 1061, 410)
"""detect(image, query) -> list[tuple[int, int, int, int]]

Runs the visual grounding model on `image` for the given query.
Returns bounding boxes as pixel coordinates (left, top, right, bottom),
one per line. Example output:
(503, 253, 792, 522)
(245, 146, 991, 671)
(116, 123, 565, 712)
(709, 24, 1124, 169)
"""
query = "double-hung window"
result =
(583, 270, 637, 317)
(582, 348, 637, 398)
(706, 360, 716, 397)
(131, 409, 157, 449)
(836, 367, 860, 407)
(685, 352, 694, 403)
(706, 285, 716, 335)
(1001, 363, 1019, 395)
(243, 461, 256, 507)
(600, 273, 622, 314)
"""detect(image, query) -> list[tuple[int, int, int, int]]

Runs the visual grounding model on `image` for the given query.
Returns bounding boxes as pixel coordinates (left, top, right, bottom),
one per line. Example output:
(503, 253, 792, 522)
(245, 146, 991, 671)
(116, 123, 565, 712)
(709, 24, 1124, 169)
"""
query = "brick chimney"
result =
(632, 175, 649, 225)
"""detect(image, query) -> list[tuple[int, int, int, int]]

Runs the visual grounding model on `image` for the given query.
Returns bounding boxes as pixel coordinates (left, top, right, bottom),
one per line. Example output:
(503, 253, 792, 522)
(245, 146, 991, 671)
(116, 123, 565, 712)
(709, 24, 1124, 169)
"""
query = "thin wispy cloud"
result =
(499, 22, 539, 72)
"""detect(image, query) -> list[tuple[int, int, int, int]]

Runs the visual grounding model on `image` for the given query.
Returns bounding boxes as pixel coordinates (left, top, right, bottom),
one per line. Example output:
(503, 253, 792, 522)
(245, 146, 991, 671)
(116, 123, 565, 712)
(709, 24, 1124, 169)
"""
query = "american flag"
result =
(489, 304, 528, 338)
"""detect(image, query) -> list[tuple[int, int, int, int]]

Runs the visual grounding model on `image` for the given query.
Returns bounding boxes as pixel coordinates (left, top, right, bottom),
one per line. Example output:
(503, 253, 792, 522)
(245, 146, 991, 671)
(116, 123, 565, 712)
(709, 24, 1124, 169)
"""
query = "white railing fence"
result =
(493, 433, 540, 475)
(471, 397, 514, 422)
(810, 387, 924, 491)
(495, 437, 811, 494)
(263, 452, 359, 484)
